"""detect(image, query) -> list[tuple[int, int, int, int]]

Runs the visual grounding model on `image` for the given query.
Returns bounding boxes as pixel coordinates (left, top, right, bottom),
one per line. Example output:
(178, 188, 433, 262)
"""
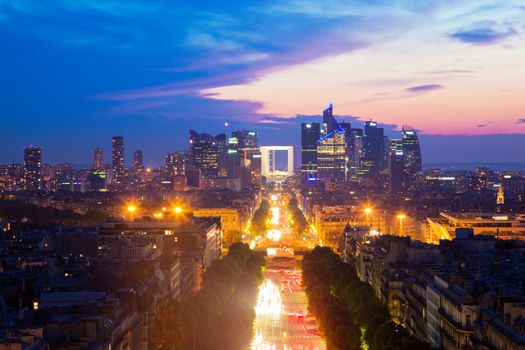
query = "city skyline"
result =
(1, 1, 525, 165)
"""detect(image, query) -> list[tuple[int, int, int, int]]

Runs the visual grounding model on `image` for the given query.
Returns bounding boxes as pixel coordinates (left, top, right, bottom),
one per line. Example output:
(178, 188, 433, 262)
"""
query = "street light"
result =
(364, 207, 373, 228)
(397, 213, 406, 236)
(174, 206, 183, 214)
(127, 205, 137, 221)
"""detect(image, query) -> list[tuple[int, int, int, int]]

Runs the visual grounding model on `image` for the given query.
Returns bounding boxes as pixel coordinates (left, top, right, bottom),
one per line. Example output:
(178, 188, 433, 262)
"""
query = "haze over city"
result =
(1, 1, 525, 165)
(2, 2, 525, 350)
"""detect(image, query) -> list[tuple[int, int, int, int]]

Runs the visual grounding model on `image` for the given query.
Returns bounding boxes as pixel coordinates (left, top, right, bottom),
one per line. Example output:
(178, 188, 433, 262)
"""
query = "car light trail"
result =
(266, 229, 282, 242)
(271, 207, 280, 225)
(255, 279, 282, 315)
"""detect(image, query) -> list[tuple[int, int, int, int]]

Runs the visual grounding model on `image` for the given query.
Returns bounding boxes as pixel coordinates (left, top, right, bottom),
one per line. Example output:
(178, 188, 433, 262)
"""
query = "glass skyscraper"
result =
(363, 121, 385, 174)
(402, 126, 422, 190)
(189, 129, 226, 178)
(301, 123, 320, 180)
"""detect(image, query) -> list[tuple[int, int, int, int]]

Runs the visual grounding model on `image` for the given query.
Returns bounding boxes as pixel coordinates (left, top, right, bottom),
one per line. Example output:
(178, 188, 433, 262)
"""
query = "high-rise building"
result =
(363, 121, 385, 173)
(23, 146, 42, 191)
(231, 130, 261, 185)
(166, 151, 188, 177)
(301, 123, 320, 180)
(112, 136, 125, 184)
(347, 128, 364, 180)
(402, 126, 422, 190)
(224, 136, 242, 178)
(134, 150, 143, 172)
(189, 130, 226, 178)
(317, 105, 347, 181)
(93, 148, 104, 170)
(323, 103, 339, 133)
(388, 139, 404, 194)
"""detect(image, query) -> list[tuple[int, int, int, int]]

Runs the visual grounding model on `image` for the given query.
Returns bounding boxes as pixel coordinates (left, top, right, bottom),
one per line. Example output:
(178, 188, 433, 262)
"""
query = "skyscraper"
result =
(402, 126, 422, 190)
(301, 123, 320, 180)
(388, 139, 404, 194)
(93, 148, 103, 170)
(346, 128, 364, 180)
(322, 103, 338, 133)
(363, 121, 385, 173)
(23, 146, 42, 191)
(166, 151, 188, 177)
(189, 130, 226, 178)
(231, 130, 260, 185)
(134, 150, 143, 172)
(112, 136, 125, 184)
(317, 105, 347, 181)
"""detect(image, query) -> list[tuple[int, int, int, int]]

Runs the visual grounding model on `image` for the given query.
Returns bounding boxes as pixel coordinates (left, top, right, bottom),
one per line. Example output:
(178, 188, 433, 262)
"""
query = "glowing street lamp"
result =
(127, 205, 137, 221)
(364, 207, 373, 228)
(174, 206, 183, 214)
(397, 213, 406, 236)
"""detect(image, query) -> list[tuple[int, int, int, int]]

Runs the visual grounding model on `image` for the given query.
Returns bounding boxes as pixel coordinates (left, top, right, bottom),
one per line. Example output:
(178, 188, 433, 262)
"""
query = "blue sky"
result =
(1, 0, 524, 166)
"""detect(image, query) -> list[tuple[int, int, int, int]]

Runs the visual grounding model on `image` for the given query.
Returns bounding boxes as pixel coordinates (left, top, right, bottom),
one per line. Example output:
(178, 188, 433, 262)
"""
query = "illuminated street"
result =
(251, 270, 326, 350)
(251, 193, 326, 350)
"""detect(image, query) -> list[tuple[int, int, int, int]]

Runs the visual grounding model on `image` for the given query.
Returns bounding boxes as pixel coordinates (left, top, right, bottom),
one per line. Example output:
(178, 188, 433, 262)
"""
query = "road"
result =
(251, 269, 326, 350)
(250, 194, 326, 350)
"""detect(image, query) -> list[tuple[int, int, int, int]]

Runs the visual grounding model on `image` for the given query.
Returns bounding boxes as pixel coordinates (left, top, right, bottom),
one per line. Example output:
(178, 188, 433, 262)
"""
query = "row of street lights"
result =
(363, 206, 407, 236)
(125, 204, 184, 220)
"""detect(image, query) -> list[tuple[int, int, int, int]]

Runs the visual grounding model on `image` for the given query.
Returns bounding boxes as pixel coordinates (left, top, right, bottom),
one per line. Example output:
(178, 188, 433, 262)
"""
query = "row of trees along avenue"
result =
(302, 246, 433, 350)
(287, 195, 308, 235)
(150, 243, 265, 350)
(250, 199, 272, 236)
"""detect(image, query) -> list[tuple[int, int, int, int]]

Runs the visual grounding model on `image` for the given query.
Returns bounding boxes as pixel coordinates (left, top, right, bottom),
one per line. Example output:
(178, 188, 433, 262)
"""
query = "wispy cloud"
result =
(476, 121, 493, 128)
(450, 24, 517, 45)
(515, 118, 525, 124)
(406, 84, 444, 93)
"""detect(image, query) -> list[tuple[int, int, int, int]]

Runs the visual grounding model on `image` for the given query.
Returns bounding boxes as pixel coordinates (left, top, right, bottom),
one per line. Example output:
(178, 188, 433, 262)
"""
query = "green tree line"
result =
(250, 199, 272, 236)
(0, 199, 106, 225)
(287, 195, 308, 236)
(150, 243, 265, 350)
(302, 246, 432, 350)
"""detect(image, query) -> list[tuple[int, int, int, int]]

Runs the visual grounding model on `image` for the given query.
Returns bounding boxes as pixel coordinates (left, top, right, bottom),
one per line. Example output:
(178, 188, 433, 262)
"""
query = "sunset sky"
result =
(1, 1, 524, 165)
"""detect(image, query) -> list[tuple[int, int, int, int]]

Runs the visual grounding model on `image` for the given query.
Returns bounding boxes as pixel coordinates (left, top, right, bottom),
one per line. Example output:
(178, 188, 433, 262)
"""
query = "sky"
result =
(1, 0, 524, 166)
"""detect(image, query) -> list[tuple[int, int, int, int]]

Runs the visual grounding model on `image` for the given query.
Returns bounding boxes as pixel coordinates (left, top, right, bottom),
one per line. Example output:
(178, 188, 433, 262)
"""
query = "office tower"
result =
(112, 136, 125, 184)
(301, 123, 320, 180)
(189, 130, 226, 178)
(402, 126, 422, 190)
(23, 146, 43, 191)
(322, 103, 338, 133)
(93, 148, 104, 170)
(225, 136, 241, 178)
(166, 151, 188, 177)
(347, 128, 364, 180)
(317, 104, 347, 181)
(231, 130, 260, 185)
(134, 150, 143, 172)
(388, 139, 404, 194)
(363, 121, 385, 173)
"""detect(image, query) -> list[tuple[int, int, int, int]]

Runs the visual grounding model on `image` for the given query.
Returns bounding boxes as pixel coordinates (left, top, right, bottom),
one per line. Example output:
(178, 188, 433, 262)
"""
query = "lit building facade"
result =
(134, 150, 143, 172)
(363, 121, 385, 173)
(111, 136, 125, 184)
(388, 139, 405, 194)
(317, 104, 347, 181)
(23, 146, 42, 191)
(402, 126, 422, 190)
(301, 122, 320, 180)
(166, 151, 188, 177)
(189, 129, 226, 178)
(92, 148, 104, 170)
